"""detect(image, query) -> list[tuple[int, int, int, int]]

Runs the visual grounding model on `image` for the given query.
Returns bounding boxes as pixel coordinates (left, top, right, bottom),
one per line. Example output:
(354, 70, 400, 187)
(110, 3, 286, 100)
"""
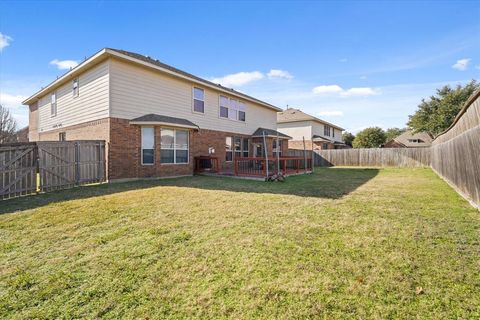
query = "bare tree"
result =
(0, 104, 18, 144)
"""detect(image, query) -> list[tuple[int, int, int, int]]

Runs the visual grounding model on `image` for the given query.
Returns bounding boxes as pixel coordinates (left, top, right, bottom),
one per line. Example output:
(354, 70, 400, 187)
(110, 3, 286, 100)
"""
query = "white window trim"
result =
(218, 95, 246, 122)
(141, 126, 155, 166)
(160, 128, 189, 165)
(51, 92, 57, 117)
(192, 87, 205, 114)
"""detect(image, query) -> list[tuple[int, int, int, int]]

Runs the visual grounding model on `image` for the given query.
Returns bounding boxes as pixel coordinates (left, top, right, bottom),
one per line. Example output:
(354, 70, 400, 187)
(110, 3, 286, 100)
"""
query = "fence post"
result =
(75, 142, 80, 185)
(35, 143, 41, 193)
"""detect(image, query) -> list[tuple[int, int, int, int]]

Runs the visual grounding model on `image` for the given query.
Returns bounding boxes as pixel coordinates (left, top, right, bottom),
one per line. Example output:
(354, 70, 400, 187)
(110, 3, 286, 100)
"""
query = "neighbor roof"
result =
(130, 114, 199, 129)
(390, 130, 433, 148)
(277, 108, 344, 130)
(252, 128, 291, 139)
(22, 48, 281, 112)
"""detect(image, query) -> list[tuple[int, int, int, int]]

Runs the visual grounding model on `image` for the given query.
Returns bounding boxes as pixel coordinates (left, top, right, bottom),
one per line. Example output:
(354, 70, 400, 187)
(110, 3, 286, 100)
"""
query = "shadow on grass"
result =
(0, 168, 379, 214)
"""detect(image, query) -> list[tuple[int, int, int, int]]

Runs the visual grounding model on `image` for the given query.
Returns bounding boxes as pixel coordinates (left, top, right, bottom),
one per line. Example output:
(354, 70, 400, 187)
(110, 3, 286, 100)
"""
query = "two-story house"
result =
(23, 48, 291, 180)
(277, 108, 347, 150)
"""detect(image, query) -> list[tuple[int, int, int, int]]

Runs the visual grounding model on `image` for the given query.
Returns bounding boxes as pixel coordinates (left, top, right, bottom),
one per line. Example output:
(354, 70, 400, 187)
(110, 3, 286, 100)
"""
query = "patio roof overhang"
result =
(312, 135, 332, 143)
(129, 114, 199, 129)
(252, 128, 292, 139)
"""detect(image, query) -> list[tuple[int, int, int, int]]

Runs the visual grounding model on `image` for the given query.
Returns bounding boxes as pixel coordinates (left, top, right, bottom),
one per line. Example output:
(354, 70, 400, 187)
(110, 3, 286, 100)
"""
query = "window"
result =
(161, 128, 189, 164)
(220, 96, 229, 118)
(193, 87, 204, 113)
(59, 132, 66, 141)
(141, 127, 155, 165)
(51, 92, 57, 117)
(324, 125, 331, 136)
(234, 137, 249, 158)
(322, 143, 329, 149)
(273, 139, 283, 157)
(72, 78, 79, 97)
(332, 128, 335, 138)
(238, 111, 246, 122)
(219, 96, 246, 121)
(225, 137, 233, 161)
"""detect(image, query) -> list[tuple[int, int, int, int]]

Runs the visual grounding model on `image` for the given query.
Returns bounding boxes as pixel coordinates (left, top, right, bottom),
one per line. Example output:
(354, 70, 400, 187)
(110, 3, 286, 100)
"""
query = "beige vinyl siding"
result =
(109, 59, 277, 135)
(277, 121, 312, 140)
(37, 61, 109, 133)
(311, 121, 343, 142)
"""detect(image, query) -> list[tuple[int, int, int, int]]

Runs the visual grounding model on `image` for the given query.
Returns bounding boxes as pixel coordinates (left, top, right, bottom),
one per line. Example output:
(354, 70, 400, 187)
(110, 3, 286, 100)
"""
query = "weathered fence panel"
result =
(0, 143, 38, 200)
(0, 140, 106, 200)
(311, 148, 431, 168)
(431, 90, 480, 207)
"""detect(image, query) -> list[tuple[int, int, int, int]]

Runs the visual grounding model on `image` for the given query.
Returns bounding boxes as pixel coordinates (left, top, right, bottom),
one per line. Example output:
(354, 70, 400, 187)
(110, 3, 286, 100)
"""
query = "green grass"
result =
(1, 167, 479, 319)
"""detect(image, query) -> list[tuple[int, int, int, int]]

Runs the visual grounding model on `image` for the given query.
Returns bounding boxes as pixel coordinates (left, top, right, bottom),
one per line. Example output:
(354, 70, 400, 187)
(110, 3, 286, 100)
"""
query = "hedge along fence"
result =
(430, 89, 480, 208)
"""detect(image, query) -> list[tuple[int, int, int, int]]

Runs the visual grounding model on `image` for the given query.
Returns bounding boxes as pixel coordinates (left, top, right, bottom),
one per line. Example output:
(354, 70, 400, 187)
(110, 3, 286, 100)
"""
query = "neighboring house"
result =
(384, 130, 432, 148)
(23, 48, 290, 180)
(277, 108, 347, 150)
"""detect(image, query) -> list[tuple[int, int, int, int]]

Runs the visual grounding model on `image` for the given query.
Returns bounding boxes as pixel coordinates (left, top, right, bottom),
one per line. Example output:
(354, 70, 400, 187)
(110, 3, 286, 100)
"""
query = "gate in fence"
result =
(0, 140, 106, 200)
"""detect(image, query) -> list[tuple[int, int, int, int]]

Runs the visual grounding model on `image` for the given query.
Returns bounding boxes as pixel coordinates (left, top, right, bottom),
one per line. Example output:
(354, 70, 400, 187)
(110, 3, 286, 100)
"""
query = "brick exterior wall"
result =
(288, 140, 335, 151)
(34, 117, 288, 180)
(38, 118, 110, 141)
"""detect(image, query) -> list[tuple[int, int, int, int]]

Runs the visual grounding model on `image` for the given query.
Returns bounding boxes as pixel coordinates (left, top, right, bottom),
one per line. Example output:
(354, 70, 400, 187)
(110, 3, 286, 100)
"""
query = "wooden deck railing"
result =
(234, 157, 312, 177)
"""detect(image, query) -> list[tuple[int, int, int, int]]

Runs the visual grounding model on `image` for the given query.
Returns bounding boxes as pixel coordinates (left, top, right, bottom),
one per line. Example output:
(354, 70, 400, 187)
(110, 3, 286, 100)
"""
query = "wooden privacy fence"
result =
(312, 148, 431, 167)
(1, 140, 106, 200)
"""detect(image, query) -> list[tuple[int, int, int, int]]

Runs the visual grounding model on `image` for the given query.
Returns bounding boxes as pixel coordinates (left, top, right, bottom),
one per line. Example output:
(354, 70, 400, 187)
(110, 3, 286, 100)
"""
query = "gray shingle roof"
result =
(277, 108, 344, 130)
(312, 135, 332, 142)
(390, 130, 433, 148)
(130, 114, 199, 128)
(252, 128, 291, 139)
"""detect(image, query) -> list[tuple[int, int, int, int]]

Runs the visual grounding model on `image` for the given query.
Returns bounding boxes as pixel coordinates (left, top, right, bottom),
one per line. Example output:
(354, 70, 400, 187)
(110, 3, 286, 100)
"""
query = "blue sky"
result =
(0, 1, 479, 132)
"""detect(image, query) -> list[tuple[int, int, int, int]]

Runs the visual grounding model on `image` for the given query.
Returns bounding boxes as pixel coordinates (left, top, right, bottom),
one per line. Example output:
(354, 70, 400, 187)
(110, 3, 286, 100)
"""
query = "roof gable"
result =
(277, 108, 344, 130)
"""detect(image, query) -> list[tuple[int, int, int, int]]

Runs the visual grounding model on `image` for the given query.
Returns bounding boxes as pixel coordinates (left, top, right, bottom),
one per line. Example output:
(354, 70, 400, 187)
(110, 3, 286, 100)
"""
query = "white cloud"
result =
(317, 111, 344, 117)
(0, 92, 28, 109)
(0, 32, 13, 52)
(341, 87, 378, 97)
(210, 71, 264, 87)
(452, 58, 471, 71)
(267, 69, 293, 80)
(312, 84, 378, 97)
(50, 59, 79, 70)
(312, 85, 343, 94)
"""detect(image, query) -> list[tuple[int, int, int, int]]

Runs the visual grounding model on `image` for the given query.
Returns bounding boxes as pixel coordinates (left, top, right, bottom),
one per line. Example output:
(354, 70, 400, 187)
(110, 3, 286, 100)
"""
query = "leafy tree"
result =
(342, 131, 355, 147)
(352, 127, 386, 148)
(385, 127, 406, 142)
(0, 104, 17, 144)
(407, 80, 479, 136)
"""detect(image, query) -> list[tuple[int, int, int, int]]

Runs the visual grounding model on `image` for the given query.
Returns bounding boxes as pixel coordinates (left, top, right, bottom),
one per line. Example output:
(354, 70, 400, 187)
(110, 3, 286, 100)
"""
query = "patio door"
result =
(254, 143, 263, 158)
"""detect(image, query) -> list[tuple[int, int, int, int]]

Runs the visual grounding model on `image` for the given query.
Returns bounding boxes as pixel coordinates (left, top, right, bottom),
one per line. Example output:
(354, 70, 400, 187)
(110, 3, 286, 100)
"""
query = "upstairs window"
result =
(324, 125, 331, 136)
(59, 132, 66, 141)
(51, 92, 57, 117)
(72, 78, 79, 97)
(141, 127, 155, 165)
(193, 87, 204, 113)
(219, 96, 246, 121)
(332, 128, 335, 138)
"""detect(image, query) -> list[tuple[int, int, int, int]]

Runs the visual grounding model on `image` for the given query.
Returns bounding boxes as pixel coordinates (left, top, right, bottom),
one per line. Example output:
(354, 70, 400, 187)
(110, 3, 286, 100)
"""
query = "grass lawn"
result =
(1, 167, 479, 319)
